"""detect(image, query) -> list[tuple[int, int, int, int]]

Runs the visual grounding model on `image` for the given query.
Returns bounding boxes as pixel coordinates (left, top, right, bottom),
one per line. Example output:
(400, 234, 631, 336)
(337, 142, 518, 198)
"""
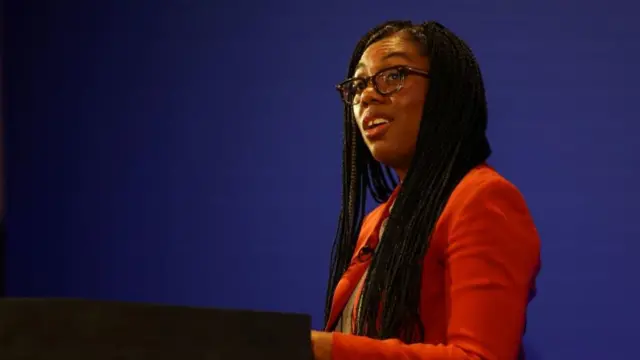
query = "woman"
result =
(310, 21, 541, 360)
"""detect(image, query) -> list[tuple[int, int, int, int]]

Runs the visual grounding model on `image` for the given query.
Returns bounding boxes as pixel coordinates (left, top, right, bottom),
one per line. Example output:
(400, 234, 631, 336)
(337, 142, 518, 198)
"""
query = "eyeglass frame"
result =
(335, 65, 430, 105)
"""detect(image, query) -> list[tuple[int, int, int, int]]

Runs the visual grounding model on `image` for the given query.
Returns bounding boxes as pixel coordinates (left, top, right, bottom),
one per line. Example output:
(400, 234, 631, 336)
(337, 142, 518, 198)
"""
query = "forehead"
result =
(356, 33, 425, 75)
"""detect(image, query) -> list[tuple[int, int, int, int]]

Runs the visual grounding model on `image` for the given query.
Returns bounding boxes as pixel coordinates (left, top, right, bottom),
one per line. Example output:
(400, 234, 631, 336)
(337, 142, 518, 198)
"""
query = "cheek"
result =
(406, 81, 428, 107)
(389, 89, 426, 148)
(395, 92, 426, 127)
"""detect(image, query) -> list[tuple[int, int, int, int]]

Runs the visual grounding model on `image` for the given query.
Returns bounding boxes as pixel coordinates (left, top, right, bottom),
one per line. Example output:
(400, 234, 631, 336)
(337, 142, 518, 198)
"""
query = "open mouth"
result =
(364, 118, 390, 130)
(362, 118, 392, 140)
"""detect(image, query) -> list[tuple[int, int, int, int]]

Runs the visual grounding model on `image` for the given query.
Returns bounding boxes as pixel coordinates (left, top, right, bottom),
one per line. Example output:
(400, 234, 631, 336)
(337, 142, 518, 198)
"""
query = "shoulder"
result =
(439, 164, 540, 250)
(445, 164, 530, 217)
(441, 164, 540, 267)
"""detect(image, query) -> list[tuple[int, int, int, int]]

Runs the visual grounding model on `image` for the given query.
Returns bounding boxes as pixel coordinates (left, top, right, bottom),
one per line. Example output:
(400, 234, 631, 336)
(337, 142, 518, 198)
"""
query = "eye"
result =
(351, 79, 367, 91)
(339, 78, 367, 103)
(383, 68, 403, 82)
(375, 68, 405, 92)
(342, 79, 366, 97)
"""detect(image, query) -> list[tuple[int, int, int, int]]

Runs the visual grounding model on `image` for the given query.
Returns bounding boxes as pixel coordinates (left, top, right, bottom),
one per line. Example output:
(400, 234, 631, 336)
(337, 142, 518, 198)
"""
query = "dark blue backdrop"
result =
(5, 1, 640, 359)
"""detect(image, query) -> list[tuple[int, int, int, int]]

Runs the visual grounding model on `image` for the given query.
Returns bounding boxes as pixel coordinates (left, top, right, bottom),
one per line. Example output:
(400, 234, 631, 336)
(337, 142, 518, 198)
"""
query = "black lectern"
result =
(0, 298, 313, 359)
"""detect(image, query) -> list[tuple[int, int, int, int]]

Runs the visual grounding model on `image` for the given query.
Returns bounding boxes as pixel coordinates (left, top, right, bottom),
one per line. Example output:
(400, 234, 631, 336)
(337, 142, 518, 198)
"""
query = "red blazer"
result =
(325, 164, 541, 360)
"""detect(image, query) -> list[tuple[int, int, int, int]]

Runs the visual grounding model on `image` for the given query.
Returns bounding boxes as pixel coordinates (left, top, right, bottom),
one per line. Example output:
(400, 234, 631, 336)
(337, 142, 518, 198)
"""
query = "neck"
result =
(394, 168, 408, 182)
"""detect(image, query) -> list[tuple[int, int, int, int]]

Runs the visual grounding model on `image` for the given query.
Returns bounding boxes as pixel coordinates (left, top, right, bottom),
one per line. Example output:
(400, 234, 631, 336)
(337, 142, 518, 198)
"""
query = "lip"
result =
(362, 112, 394, 130)
(361, 112, 393, 140)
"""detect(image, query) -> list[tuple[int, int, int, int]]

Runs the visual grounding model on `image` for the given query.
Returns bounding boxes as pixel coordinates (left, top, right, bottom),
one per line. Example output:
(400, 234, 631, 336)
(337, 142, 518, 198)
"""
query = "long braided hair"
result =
(323, 20, 492, 343)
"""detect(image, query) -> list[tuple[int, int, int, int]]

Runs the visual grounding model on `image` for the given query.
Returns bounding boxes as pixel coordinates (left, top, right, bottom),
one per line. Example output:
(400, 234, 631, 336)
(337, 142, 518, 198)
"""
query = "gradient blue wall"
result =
(5, 1, 640, 359)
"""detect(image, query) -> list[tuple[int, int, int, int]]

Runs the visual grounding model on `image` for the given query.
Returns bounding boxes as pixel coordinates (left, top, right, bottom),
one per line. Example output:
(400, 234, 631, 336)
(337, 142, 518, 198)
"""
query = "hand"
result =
(310, 330, 333, 360)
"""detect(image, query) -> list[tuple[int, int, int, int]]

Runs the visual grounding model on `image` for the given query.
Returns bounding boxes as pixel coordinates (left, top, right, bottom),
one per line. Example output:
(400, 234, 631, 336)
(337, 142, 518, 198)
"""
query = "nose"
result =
(359, 82, 384, 106)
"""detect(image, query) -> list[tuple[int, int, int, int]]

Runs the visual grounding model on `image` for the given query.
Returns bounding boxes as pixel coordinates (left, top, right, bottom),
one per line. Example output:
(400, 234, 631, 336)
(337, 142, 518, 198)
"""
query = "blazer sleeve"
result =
(330, 177, 541, 360)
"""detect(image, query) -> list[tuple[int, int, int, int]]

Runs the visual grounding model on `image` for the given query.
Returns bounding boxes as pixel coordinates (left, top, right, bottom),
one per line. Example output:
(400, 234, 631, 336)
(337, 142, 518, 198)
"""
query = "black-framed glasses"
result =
(335, 65, 430, 105)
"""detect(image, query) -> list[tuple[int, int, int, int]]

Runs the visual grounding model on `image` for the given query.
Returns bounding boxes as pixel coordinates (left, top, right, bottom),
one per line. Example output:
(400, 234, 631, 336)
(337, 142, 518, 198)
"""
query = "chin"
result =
(368, 141, 411, 169)
(368, 143, 405, 169)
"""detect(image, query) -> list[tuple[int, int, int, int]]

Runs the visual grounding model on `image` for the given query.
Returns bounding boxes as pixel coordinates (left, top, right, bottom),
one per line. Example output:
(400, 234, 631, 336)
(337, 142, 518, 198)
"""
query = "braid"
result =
(323, 23, 398, 325)
(324, 20, 491, 343)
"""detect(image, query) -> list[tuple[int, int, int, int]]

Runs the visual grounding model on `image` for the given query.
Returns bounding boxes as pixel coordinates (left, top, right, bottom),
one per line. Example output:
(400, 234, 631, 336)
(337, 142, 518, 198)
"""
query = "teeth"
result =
(370, 118, 389, 126)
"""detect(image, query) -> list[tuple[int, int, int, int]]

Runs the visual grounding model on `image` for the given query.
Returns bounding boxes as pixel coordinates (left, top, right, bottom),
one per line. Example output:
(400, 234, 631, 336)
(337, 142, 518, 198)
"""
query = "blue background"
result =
(4, 1, 640, 358)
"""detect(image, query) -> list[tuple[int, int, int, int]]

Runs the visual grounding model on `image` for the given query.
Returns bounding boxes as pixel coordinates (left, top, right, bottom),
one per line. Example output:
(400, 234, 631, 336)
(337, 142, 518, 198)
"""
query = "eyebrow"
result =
(355, 51, 413, 72)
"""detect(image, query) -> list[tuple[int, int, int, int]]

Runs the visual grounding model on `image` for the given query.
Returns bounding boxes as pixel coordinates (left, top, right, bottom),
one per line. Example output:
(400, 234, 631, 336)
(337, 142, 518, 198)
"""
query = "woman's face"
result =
(352, 33, 430, 180)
